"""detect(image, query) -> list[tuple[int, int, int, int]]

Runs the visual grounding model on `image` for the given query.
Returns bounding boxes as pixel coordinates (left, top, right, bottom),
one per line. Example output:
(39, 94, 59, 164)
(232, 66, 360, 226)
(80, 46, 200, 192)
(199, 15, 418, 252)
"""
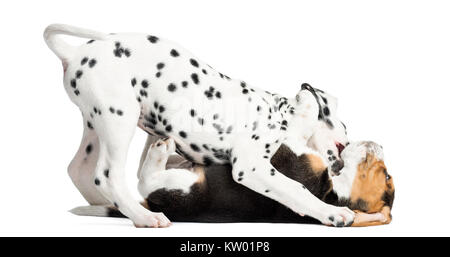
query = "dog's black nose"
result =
(331, 159, 345, 175)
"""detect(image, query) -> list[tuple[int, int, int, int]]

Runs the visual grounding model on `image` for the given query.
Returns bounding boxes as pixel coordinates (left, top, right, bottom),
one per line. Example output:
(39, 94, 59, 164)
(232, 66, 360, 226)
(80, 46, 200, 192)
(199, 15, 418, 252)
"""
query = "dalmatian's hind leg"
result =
(230, 141, 355, 227)
(91, 102, 171, 228)
(67, 119, 109, 205)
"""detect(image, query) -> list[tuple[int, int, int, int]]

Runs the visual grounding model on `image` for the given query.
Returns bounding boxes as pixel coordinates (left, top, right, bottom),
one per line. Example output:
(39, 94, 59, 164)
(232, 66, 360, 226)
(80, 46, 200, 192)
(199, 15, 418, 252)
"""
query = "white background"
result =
(1, 0, 449, 236)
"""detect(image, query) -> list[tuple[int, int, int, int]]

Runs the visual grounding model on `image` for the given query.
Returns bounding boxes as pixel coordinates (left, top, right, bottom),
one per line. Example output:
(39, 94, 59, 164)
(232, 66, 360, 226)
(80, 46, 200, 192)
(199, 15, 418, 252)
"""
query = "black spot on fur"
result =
(94, 178, 100, 186)
(157, 62, 165, 70)
(87, 121, 93, 130)
(182, 81, 188, 88)
(156, 72, 161, 78)
(104, 169, 110, 178)
(325, 119, 334, 128)
(85, 143, 93, 154)
(141, 80, 149, 88)
(88, 59, 97, 68)
(323, 106, 330, 116)
(109, 107, 115, 114)
(87, 39, 95, 44)
(140, 89, 148, 97)
(191, 73, 199, 84)
(70, 79, 77, 88)
(170, 49, 180, 57)
(190, 109, 196, 117)
(168, 83, 177, 92)
(131, 78, 137, 87)
(81, 57, 88, 65)
(190, 59, 199, 68)
(165, 125, 172, 132)
(74, 90, 80, 96)
(113, 42, 131, 58)
(76, 70, 83, 79)
(270, 169, 275, 176)
(116, 110, 123, 116)
(190, 144, 201, 152)
(179, 131, 187, 138)
(147, 35, 159, 43)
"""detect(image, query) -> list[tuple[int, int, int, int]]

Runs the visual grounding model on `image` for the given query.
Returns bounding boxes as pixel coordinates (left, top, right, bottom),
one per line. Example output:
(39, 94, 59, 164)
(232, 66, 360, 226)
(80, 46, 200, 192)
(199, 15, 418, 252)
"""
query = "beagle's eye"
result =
(386, 174, 391, 181)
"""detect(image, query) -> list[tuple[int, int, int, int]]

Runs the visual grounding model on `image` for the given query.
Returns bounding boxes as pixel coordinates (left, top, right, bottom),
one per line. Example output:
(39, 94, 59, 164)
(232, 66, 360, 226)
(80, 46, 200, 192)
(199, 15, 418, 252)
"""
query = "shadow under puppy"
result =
(72, 139, 395, 227)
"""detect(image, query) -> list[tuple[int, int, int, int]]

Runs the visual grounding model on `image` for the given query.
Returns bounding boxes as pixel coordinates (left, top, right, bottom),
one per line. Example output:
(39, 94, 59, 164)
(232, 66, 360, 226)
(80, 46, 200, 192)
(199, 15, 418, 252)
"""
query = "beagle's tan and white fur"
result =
(72, 139, 395, 227)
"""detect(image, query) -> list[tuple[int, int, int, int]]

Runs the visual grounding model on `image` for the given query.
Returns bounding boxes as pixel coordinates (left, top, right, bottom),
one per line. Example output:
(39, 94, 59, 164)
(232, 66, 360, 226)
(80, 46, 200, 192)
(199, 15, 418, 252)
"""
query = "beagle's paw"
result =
(149, 138, 176, 158)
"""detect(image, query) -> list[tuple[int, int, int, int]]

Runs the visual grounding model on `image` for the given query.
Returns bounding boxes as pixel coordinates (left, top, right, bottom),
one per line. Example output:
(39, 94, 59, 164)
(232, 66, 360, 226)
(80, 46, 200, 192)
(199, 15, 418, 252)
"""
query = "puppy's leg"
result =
(138, 138, 176, 180)
(67, 118, 109, 205)
(93, 106, 170, 228)
(137, 137, 200, 202)
(230, 141, 355, 227)
(137, 134, 163, 179)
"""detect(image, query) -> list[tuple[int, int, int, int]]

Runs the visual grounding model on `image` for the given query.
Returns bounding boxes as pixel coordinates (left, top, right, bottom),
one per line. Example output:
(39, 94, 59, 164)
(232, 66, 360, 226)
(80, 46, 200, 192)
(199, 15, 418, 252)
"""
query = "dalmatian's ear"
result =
(296, 83, 319, 103)
(296, 83, 327, 121)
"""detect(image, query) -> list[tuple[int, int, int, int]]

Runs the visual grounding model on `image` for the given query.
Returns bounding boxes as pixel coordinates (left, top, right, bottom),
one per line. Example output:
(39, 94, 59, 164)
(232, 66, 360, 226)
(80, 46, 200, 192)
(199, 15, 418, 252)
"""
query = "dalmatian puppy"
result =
(44, 24, 353, 227)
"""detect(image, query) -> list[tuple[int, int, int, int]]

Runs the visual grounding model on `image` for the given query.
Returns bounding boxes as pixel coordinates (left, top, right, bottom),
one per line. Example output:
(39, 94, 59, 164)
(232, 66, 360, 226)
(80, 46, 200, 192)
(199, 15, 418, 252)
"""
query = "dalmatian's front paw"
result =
(319, 205, 355, 227)
(134, 211, 172, 228)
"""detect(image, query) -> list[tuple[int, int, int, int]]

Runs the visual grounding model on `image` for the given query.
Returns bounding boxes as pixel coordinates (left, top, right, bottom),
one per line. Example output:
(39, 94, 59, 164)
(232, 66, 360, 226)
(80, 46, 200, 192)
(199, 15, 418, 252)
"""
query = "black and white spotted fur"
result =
(44, 24, 352, 227)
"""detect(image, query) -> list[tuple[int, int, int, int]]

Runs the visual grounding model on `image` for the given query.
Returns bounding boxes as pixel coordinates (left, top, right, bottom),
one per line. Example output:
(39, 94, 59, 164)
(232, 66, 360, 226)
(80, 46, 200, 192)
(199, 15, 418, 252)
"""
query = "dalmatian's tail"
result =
(44, 24, 108, 61)
(69, 205, 125, 218)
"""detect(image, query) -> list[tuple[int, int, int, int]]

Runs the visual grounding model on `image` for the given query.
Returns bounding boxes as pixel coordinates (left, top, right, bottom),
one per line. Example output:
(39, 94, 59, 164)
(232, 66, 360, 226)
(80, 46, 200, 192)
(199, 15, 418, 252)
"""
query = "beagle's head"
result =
(331, 141, 395, 226)
(300, 83, 349, 175)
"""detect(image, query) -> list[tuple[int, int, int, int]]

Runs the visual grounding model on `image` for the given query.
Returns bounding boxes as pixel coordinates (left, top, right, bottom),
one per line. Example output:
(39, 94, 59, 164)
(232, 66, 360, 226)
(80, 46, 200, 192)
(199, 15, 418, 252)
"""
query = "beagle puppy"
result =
(72, 140, 394, 226)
